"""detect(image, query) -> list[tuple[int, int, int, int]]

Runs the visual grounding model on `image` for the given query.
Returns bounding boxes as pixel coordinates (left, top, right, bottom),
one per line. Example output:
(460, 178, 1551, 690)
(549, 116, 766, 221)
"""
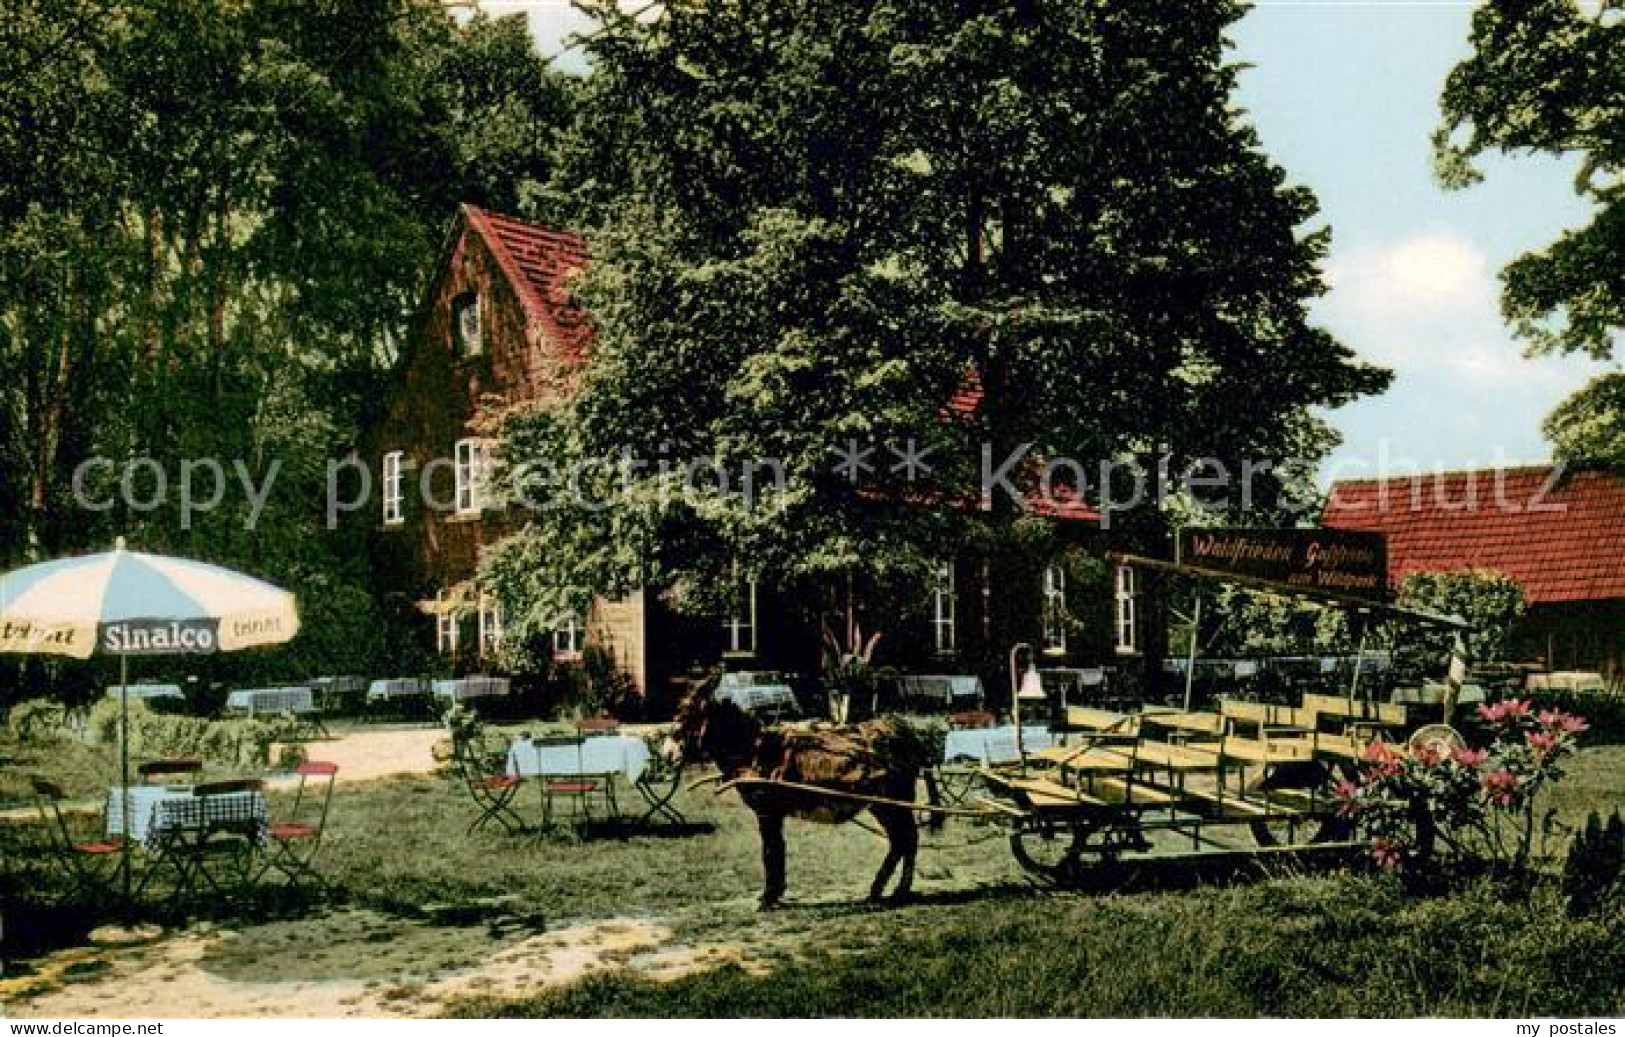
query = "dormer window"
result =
(452, 292, 482, 357)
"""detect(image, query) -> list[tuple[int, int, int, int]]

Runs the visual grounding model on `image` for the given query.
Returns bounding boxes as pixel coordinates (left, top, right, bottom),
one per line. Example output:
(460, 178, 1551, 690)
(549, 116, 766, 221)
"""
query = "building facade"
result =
(370, 206, 1138, 704)
(1323, 465, 1625, 675)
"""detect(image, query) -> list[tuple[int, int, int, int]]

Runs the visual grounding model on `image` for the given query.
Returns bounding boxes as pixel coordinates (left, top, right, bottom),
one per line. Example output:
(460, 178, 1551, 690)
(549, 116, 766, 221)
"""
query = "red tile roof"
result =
(1322, 466, 1625, 605)
(462, 204, 591, 362)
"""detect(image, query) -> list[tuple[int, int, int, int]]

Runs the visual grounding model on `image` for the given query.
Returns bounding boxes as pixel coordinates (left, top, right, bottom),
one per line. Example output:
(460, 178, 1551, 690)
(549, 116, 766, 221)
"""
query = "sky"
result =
(478, 0, 1615, 480)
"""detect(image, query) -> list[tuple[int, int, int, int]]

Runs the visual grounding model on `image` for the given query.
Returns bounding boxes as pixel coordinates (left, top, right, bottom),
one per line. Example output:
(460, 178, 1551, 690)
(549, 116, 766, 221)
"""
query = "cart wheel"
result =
(1009, 817, 1095, 887)
(1245, 762, 1352, 848)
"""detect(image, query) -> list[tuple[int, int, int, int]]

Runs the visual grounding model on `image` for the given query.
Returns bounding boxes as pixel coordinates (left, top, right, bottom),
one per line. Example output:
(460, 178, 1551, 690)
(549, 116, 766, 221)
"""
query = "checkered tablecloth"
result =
(941, 726, 1055, 764)
(107, 683, 185, 701)
(432, 677, 512, 701)
(506, 735, 652, 783)
(899, 675, 984, 704)
(226, 686, 316, 714)
(106, 786, 269, 851)
(715, 684, 798, 714)
(368, 678, 430, 700)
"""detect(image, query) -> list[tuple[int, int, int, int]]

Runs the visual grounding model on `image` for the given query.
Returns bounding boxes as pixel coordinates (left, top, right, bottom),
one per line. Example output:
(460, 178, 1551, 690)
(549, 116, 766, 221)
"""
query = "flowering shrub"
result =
(1334, 699, 1587, 873)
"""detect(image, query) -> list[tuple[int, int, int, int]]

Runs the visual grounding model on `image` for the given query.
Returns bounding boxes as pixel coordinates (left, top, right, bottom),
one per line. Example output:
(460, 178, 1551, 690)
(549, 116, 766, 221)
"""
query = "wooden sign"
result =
(1177, 527, 1388, 602)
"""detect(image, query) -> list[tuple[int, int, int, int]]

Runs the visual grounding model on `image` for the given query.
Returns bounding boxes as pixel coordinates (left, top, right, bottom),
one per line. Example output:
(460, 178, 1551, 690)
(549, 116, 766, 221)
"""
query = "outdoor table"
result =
(1526, 671, 1608, 694)
(432, 676, 512, 702)
(941, 725, 1055, 765)
(106, 785, 269, 852)
(1391, 683, 1488, 707)
(107, 683, 184, 702)
(368, 677, 431, 700)
(714, 675, 798, 715)
(226, 686, 317, 715)
(307, 675, 368, 711)
(898, 674, 985, 706)
(507, 734, 651, 783)
(505, 735, 683, 827)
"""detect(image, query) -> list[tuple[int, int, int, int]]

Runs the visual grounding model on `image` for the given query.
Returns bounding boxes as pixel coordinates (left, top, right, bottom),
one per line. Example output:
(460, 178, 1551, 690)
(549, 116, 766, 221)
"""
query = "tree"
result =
(487, 0, 1389, 655)
(1397, 569, 1527, 670)
(0, 1, 573, 694)
(1437, 0, 1623, 452)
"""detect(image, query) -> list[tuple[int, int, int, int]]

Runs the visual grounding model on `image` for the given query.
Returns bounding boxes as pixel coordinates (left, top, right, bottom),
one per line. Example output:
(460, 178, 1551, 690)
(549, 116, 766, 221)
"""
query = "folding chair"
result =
(138, 759, 203, 785)
(169, 779, 267, 907)
(259, 762, 338, 892)
(535, 735, 616, 828)
(454, 736, 526, 835)
(30, 778, 125, 904)
(576, 715, 621, 737)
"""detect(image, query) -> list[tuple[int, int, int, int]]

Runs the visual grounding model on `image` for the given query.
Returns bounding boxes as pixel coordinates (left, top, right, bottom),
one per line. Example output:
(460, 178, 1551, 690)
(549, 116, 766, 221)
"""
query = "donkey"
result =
(664, 680, 939, 910)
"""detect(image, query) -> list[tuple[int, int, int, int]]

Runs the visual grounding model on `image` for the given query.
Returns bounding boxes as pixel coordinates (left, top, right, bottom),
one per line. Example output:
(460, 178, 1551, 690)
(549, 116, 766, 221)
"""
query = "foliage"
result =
(82, 697, 304, 771)
(1436, 0, 1623, 361)
(1335, 699, 1588, 873)
(822, 616, 883, 723)
(1396, 569, 1526, 669)
(5, 698, 75, 744)
(1545, 373, 1625, 467)
(0, 1, 573, 702)
(1562, 809, 1624, 917)
(488, 0, 1390, 646)
(579, 643, 641, 721)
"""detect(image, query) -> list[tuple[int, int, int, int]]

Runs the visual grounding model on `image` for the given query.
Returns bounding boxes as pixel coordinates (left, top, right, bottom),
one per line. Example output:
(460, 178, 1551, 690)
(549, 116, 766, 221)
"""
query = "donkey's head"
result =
(661, 672, 755, 769)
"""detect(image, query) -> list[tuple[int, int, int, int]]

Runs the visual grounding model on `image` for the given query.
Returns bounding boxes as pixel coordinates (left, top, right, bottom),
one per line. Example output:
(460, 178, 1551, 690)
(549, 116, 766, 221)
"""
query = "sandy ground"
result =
(288, 727, 445, 784)
(4, 911, 763, 1018)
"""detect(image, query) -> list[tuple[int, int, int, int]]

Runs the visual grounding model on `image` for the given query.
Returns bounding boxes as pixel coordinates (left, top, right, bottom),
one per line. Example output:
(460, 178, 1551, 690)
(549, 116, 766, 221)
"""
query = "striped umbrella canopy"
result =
(0, 538, 298, 660)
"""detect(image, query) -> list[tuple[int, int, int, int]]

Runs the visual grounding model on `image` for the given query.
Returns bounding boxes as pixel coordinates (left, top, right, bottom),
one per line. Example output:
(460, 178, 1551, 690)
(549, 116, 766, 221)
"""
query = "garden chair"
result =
(575, 715, 620, 737)
(534, 734, 617, 829)
(258, 761, 338, 893)
(156, 778, 267, 910)
(138, 758, 203, 785)
(453, 735, 526, 835)
(30, 777, 125, 904)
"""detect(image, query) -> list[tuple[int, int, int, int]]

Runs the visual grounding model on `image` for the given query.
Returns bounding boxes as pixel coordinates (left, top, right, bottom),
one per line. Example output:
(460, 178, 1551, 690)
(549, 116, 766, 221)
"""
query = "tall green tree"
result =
(1437, 0, 1623, 463)
(0, 0, 573, 689)
(488, 0, 1388, 649)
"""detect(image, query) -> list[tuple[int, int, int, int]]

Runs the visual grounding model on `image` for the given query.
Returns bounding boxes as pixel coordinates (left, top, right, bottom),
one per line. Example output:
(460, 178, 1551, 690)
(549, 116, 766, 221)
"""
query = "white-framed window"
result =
(724, 575, 758, 656)
(454, 438, 491, 515)
(453, 293, 482, 356)
(435, 591, 459, 655)
(1041, 563, 1068, 655)
(553, 614, 584, 661)
(1115, 563, 1138, 655)
(478, 597, 504, 657)
(382, 450, 404, 525)
(931, 560, 957, 656)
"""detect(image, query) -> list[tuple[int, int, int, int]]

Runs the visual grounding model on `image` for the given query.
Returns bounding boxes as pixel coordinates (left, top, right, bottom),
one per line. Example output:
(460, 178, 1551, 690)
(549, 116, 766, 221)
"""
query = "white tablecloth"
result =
(506, 735, 651, 783)
(432, 677, 512, 701)
(107, 684, 184, 701)
(941, 725, 1055, 764)
(106, 786, 269, 851)
(368, 678, 430, 700)
(899, 675, 985, 704)
(226, 686, 316, 714)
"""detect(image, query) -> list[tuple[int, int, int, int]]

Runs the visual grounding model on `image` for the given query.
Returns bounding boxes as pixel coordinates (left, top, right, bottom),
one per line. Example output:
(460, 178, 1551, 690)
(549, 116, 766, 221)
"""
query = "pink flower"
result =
(1360, 740, 1403, 778)
(1478, 699, 1532, 725)
(1483, 767, 1520, 807)
(1527, 731, 1558, 758)
(1451, 747, 1488, 768)
(1537, 709, 1589, 735)
(1334, 779, 1363, 817)
(1371, 837, 1403, 870)
(1413, 744, 1443, 768)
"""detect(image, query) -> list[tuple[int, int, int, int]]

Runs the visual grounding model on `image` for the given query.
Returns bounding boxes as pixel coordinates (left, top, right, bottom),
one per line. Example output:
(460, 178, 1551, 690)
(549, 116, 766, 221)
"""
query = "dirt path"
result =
(4, 910, 764, 1018)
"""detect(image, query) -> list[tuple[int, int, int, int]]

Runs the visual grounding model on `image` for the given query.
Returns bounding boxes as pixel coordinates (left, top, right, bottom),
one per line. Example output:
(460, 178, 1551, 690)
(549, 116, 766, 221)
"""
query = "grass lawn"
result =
(3, 735, 1624, 1017)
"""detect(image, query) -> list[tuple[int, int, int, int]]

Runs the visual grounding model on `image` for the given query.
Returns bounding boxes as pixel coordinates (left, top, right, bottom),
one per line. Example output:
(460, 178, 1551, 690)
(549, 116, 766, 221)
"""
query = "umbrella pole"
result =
(120, 654, 132, 908)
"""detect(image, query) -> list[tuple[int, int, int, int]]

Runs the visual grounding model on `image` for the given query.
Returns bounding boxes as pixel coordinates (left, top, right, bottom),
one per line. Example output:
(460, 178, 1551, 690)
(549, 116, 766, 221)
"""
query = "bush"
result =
(1336, 698, 1588, 873)
(1527, 687, 1625, 745)
(1396, 569, 1525, 675)
(84, 697, 303, 770)
(6, 698, 73, 744)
